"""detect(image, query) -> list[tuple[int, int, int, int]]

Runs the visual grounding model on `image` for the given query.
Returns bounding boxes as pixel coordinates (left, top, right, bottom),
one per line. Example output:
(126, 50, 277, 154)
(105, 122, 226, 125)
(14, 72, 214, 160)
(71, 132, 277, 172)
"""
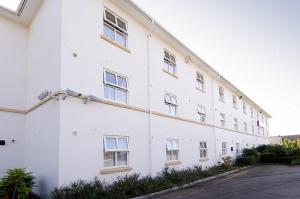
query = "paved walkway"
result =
(156, 165, 300, 199)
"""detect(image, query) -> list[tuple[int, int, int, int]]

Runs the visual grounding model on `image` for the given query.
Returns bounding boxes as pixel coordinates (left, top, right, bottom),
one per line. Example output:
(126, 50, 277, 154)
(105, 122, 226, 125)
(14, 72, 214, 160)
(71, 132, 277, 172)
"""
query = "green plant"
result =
(236, 156, 257, 166)
(291, 158, 300, 166)
(0, 168, 35, 199)
(289, 148, 300, 156)
(242, 148, 258, 157)
(221, 156, 233, 170)
(260, 153, 277, 163)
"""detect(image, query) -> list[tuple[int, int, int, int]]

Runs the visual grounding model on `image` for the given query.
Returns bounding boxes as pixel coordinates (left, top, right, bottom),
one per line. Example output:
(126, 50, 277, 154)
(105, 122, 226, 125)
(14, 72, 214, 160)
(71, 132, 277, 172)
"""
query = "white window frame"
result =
(232, 95, 237, 109)
(103, 8, 128, 48)
(196, 72, 205, 91)
(197, 105, 206, 122)
(244, 122, 248, 132)
(220, 113, 226, 127)
(233, 118, 238, 131)
(103, 136, 129, 168)
(243, 102, 247, 114)
(164, 93, 177, 116)
(166, 139, 179, 162)
(199, 141, 208, 159)
(250, 107, 254, 118)
(222, 142, 227, 156)
(163, 50, 176, 75)
(219, 86, 224, 102)
(236, 143, 240, 156)
(103, 69, 128, 104)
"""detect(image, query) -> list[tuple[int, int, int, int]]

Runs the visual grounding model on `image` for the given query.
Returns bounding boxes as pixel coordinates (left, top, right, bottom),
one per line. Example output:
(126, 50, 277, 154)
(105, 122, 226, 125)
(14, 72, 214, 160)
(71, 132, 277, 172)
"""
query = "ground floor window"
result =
(200, 141, 208, 158)
(103, 136, 129, 168)
(166, 139, 179, 161)
(236, 143, 240, 156)
(222, 142, 227, 156)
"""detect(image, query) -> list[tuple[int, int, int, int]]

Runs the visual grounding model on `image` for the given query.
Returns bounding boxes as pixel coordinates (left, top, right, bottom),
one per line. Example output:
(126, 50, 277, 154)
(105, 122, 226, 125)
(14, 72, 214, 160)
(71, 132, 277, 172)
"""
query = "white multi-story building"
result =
(0, 0, 270, 195)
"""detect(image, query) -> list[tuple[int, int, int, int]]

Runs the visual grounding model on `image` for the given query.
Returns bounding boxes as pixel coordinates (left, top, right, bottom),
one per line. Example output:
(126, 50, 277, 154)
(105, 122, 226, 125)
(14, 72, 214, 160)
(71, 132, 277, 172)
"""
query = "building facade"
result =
(0, 0, 270, 195)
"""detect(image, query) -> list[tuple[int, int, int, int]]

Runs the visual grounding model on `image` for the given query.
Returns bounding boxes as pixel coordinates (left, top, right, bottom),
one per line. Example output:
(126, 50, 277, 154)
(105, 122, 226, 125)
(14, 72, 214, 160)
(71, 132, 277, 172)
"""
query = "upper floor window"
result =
(244, 122, 248, 132)
(199, 141, 208, 159)
(196, 72, 205, 91)
(166, 139, 179, 161)
(219, 86, 224, 102)
(164, 93, 177, 116)
(233, 118, 238, 131)
(220, 113, 226, 127)
(103, 136, 129, 168)
(103, 9, 127, 48)
(104, 70, 128, 104)
(250, 107, 254, 118)
(163, 50, 176, 76)
(243, 102, 246, 114)
(232, 95, 237, 109)
(197, 105, 206, 122)
(251, 122, 255, 134)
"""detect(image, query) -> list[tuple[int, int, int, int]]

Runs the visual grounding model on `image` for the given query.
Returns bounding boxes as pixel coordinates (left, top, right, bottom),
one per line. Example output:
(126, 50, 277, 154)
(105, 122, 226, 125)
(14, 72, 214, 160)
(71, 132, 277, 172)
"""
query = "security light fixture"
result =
(239, 96, 243, 99)
(38, 90, 52, 101)
(65, 89, 82, 97)
(88, 95, 100, 102)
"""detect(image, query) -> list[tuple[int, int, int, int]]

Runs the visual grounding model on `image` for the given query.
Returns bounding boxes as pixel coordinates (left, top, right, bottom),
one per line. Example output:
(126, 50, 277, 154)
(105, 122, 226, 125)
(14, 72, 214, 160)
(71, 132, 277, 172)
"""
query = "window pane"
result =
(171, 96, 177, 104)
(166, 140, 172, 150)
(104, 152, 115, 167)
(103, 23, 115, 41)
(164, 51, 170, 60)
(105, 138, 117, 150)
(165, 94, 172, 104)
(116, 31, 126, 47)
(117, 76, 127, 88)
(203, 142, 207, 148)
(170, 55, 176, 63)
(116, 89, 127, 103)
(172, 150, 179, 160)
(164, 61, 169, 71)
(117, 138, 128, 150)
(105, 10, 116, 24)
(117, 151, 128, 166)
(166, 150, 172, 161)
(169, 65, 175, 74)
(105, 71, 117, 84)
(169, 105, 176, 116)
(172, 140, 179, 150)
(104, 86, 115, 101)
(117, 18, 127, 31)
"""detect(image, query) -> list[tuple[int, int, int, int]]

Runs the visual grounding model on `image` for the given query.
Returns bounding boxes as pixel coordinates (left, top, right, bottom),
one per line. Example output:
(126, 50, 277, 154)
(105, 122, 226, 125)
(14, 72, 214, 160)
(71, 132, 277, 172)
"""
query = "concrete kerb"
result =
(132, 166, 251, 199)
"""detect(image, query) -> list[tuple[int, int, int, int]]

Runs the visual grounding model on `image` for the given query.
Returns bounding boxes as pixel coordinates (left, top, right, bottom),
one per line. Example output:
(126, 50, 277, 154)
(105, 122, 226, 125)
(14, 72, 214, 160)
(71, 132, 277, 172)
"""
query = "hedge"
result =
(260, 153, 277, 163)
(236, 156, 257, 166)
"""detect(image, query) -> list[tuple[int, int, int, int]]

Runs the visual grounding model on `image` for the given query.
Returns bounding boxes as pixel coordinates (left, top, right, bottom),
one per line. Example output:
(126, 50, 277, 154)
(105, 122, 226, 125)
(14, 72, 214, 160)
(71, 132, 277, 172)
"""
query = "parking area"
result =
(156, 165, 300, 199)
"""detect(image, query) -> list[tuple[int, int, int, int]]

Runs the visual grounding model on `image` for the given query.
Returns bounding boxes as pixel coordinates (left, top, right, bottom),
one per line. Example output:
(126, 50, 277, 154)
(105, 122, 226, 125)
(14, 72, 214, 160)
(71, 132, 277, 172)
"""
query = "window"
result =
(250, 107, 254, 118)
(244, 122, 248, 132)
(243, 102, 246, 114)
(220, 113, 226, 127)
(104, 70, 128, 103)
(164, 50, 176, 75)
(219, 86, 224, 102)
(103, 136, 129, 168)
(251, 122, 254, 134)
(199, 141, 208, 159)
(222, 142, 227, 156)
(166, 139, 179, 161)
(245, 143, 249, 148)
(233, 118, 238, 131)
(196, 72, 205, 91)
(103, 9, 127, 48)
(165, 93, 177, 116)
(236, 143, 240, 156)
(197, 105, 206, 122)
(232, 95, 237, 109)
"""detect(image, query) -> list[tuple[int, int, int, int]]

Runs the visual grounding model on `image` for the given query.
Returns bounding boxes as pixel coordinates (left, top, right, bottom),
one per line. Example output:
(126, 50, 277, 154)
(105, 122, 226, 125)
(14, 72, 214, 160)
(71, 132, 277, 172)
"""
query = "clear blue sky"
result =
(132, 0, 300, 136)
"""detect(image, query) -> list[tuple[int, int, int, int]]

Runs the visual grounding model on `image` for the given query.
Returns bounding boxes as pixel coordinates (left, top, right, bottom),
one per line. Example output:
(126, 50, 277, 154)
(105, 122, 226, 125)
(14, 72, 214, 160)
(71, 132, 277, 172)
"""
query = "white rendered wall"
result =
(0, 16, 27, 177)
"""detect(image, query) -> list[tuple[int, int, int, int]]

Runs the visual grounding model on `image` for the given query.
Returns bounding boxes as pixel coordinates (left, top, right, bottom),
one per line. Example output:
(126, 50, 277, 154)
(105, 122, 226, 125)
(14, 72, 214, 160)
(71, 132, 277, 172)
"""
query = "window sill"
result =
(163, 69, 178, 79)
(196, 87, 206, 93)
(165, 160, 181, 167)
(199, 158, 209, 162)
(100, 166, 132, 174)
(100, 35, 131, 53)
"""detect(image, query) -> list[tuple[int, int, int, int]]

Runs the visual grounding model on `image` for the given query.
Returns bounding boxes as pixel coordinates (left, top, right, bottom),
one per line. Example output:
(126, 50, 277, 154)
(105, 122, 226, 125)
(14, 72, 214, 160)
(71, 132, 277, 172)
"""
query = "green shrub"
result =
(256, 145, 268, 153)
(51, 165, 236, 199)
(222, 156, 233, 170)
(260, 153, 277, 163)
(289, 148, 300, 156)
(0, 168, 35, 199)
(276, 156, 293, 164)
(242, 148, 258, 157)
(236, 156, 257, 166)
(291, 158, 300, 166)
